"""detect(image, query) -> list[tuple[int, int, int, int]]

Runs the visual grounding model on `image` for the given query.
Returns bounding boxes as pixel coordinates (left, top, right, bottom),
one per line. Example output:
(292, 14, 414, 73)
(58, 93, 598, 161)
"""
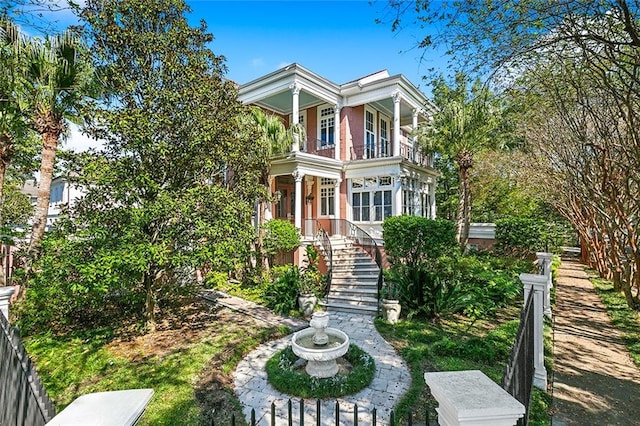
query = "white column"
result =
(333, 178, 341, 219)
(412, 109, 419, 162)
(305, 178, 314, 237)
(393, 174, 403, 216)
(425, 370, 525, 426)
(334, 104, 341, 161)
(520, 273, 548, 389)
(536, 252, 554, 319)
(265, 176, 274, 221)
(293, 169, 304, 230)
(429, 179, 437, 218)
(290, 82, 301, 152)
(0, 286, 15, 322)
(392, 91, 401, 157)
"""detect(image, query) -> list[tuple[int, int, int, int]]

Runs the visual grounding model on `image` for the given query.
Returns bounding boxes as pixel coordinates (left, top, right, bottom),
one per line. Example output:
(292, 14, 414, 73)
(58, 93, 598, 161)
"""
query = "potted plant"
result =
(297, 245, 323, 317)
(380, 279, 402, 324)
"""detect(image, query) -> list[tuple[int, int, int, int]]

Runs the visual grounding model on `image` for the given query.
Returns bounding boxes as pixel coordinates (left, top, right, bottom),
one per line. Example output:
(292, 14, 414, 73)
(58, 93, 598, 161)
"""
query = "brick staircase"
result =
(318, 236, 380, 316)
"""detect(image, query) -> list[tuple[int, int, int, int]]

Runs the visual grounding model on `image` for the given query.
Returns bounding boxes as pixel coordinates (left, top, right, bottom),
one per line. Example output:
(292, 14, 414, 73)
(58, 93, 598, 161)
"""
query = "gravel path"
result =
(552, 260, 640, 425)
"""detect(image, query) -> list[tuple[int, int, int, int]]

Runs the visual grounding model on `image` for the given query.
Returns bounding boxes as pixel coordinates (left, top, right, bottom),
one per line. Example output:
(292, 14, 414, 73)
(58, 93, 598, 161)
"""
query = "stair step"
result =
(330, 282, 378, 290)
(330, 287, 378, 296)
(327, 293, 378, 303)
(332, 266, 379, 273)
(331, 272, 378, 283)
(319, 301, 378, 315)
(330, 281, 377, 288)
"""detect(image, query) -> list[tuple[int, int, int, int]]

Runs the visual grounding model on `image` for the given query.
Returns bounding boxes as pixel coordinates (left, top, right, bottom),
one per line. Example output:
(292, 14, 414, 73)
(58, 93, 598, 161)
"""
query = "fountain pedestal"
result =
(291, 312, 350, 378)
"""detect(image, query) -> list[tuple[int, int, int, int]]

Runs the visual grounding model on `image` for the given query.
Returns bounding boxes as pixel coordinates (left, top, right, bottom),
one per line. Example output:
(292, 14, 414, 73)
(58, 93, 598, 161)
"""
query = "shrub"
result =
(265, 344, 375, 398)
(15, 234, 146, 335)
(383, 216, 458, 267)
(203, 271, 228, 289)
(495, 217, 566, 257)
(262, 219, 301, 264)
(299, 245, 324, 296)
(261, 265, 300, 314)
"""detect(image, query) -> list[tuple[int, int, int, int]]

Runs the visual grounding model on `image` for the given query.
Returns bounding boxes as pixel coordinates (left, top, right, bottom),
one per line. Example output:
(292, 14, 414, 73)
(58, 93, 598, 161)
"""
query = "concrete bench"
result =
(45, 389, 154, 426)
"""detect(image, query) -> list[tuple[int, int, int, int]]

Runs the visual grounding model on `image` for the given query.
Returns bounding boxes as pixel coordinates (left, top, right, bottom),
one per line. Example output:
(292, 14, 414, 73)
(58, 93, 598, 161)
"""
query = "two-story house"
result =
(239, 63, 437, 240)
(239, 64, 438, 314)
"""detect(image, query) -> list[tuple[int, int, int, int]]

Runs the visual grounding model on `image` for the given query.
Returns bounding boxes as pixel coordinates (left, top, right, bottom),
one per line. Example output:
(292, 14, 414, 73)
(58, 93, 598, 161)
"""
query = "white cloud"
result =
(63, 123, 103, 152)
(251, 58, 265, 68)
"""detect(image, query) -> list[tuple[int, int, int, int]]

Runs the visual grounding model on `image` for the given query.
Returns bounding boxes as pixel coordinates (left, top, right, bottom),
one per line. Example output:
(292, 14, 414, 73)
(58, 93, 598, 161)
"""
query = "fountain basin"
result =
(291, 327, 349, 378)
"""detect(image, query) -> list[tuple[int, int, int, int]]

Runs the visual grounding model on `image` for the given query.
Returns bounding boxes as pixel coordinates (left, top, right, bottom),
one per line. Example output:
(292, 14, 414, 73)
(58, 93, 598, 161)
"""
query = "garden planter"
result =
(381, 299, 401, 324)
(298, 293, 317, 317)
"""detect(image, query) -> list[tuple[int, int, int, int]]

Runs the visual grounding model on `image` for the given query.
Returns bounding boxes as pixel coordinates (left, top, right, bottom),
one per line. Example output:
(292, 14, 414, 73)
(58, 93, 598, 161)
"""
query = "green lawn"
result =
(590, 277, 640, 367)
(376, 304, 552, 425)
(24, 305, 286, 425)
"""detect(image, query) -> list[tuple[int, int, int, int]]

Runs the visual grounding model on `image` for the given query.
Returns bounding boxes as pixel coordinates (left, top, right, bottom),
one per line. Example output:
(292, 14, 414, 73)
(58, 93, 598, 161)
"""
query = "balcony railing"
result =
(400, 143, 433, 167)
(350, 146, 392, 161)
(300, 139, 335, 159)
(349, 144, 433, 168)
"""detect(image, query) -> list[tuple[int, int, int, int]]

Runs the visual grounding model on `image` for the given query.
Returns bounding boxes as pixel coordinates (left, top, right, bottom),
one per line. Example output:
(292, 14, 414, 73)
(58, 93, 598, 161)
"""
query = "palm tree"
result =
(0, 19, 25, 287)
(414, 74, 508, 249)
(250, 106, 304, 271)
(23, 29, 92, 257)
(0, 19, 27, 222)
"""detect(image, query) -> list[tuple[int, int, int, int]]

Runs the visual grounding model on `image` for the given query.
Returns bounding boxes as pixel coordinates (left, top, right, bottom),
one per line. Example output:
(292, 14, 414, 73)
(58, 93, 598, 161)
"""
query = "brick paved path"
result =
(233, 312, 410, 425)
(552, 260, 640, 425)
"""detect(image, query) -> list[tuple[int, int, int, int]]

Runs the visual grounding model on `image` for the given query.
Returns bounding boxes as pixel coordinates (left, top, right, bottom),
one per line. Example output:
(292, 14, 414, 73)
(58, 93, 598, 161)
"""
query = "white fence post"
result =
(0, 286, 14, 322)
(536, 252, 553, 319)
(424, 370, 525, 426)
(519, 273, 548, 389)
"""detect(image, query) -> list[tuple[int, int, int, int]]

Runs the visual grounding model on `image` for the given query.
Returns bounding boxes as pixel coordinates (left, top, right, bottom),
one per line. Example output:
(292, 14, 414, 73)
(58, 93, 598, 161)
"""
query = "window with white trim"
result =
(318, 106, 335, 148)
(379, 116, 390, 157)
(320, 178, 335, 216)
(365, 109, 376, 159)
(50, 184, 64, 204)
(351, 176, 392, 222)
(421, 182, 430, 218)
(402, 178, 421, 216)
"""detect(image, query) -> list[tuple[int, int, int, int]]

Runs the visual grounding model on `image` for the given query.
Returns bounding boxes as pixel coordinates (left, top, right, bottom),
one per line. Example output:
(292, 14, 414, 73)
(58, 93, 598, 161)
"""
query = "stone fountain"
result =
(291, 311, 349, 378)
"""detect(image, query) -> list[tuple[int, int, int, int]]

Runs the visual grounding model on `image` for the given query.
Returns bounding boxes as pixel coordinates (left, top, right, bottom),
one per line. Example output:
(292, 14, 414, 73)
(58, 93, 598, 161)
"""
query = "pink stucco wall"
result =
(344, 106, 364, 160)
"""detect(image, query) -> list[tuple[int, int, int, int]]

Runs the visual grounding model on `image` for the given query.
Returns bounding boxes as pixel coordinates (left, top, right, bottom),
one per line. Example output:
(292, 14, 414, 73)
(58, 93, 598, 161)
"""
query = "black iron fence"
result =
(213, 399, 435, 426)
(0, 311, 56, 426)
(501, 289, 535, 426)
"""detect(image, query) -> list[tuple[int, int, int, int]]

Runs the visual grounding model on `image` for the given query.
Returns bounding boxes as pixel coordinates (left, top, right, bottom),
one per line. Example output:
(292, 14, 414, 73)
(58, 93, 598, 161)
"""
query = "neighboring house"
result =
(239, 64, 438, 243)
(47, 175, 84, 226)
(21, 176, 84, 229)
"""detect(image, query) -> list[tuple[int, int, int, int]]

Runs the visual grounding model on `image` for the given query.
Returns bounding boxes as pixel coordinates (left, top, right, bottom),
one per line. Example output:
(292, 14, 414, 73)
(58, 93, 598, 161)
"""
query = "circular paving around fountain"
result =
(233, 312, 411, 425)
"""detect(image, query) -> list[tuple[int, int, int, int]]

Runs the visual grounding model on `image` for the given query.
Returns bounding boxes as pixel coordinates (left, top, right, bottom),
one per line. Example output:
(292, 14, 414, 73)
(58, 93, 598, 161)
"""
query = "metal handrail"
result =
(314, 220, 333, 299)
(322, 219, 384, 302)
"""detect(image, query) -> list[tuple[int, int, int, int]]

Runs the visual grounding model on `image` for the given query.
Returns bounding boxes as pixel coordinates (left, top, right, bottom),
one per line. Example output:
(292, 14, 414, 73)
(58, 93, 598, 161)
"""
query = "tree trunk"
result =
(0, 159, 6, 287)
(455, 151, 473, 251)
(29, 120, 62, 258)
(144, 272, 156, 331)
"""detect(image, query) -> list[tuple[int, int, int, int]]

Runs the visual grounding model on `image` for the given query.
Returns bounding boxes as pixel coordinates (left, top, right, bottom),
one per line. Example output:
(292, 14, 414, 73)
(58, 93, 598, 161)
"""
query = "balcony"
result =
(348, 143, 433, 168)
(400, 143, 433, 168)
(300, 138, 336, 159)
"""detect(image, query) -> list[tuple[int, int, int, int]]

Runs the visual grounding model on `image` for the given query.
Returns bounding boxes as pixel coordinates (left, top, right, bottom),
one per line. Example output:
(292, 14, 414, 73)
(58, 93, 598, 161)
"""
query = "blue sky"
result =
(14, 0, 449, 150)
(19, 0, 448, 90)
(185, 1, 447, 89)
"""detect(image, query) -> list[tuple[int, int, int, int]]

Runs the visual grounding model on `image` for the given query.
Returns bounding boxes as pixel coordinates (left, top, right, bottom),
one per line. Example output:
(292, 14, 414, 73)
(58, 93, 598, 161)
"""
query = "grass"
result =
(24, 304, 286, 425)
(590, 277, 640, 368)
(376, 303, 552, 425)
(265, 344, 375, 398)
